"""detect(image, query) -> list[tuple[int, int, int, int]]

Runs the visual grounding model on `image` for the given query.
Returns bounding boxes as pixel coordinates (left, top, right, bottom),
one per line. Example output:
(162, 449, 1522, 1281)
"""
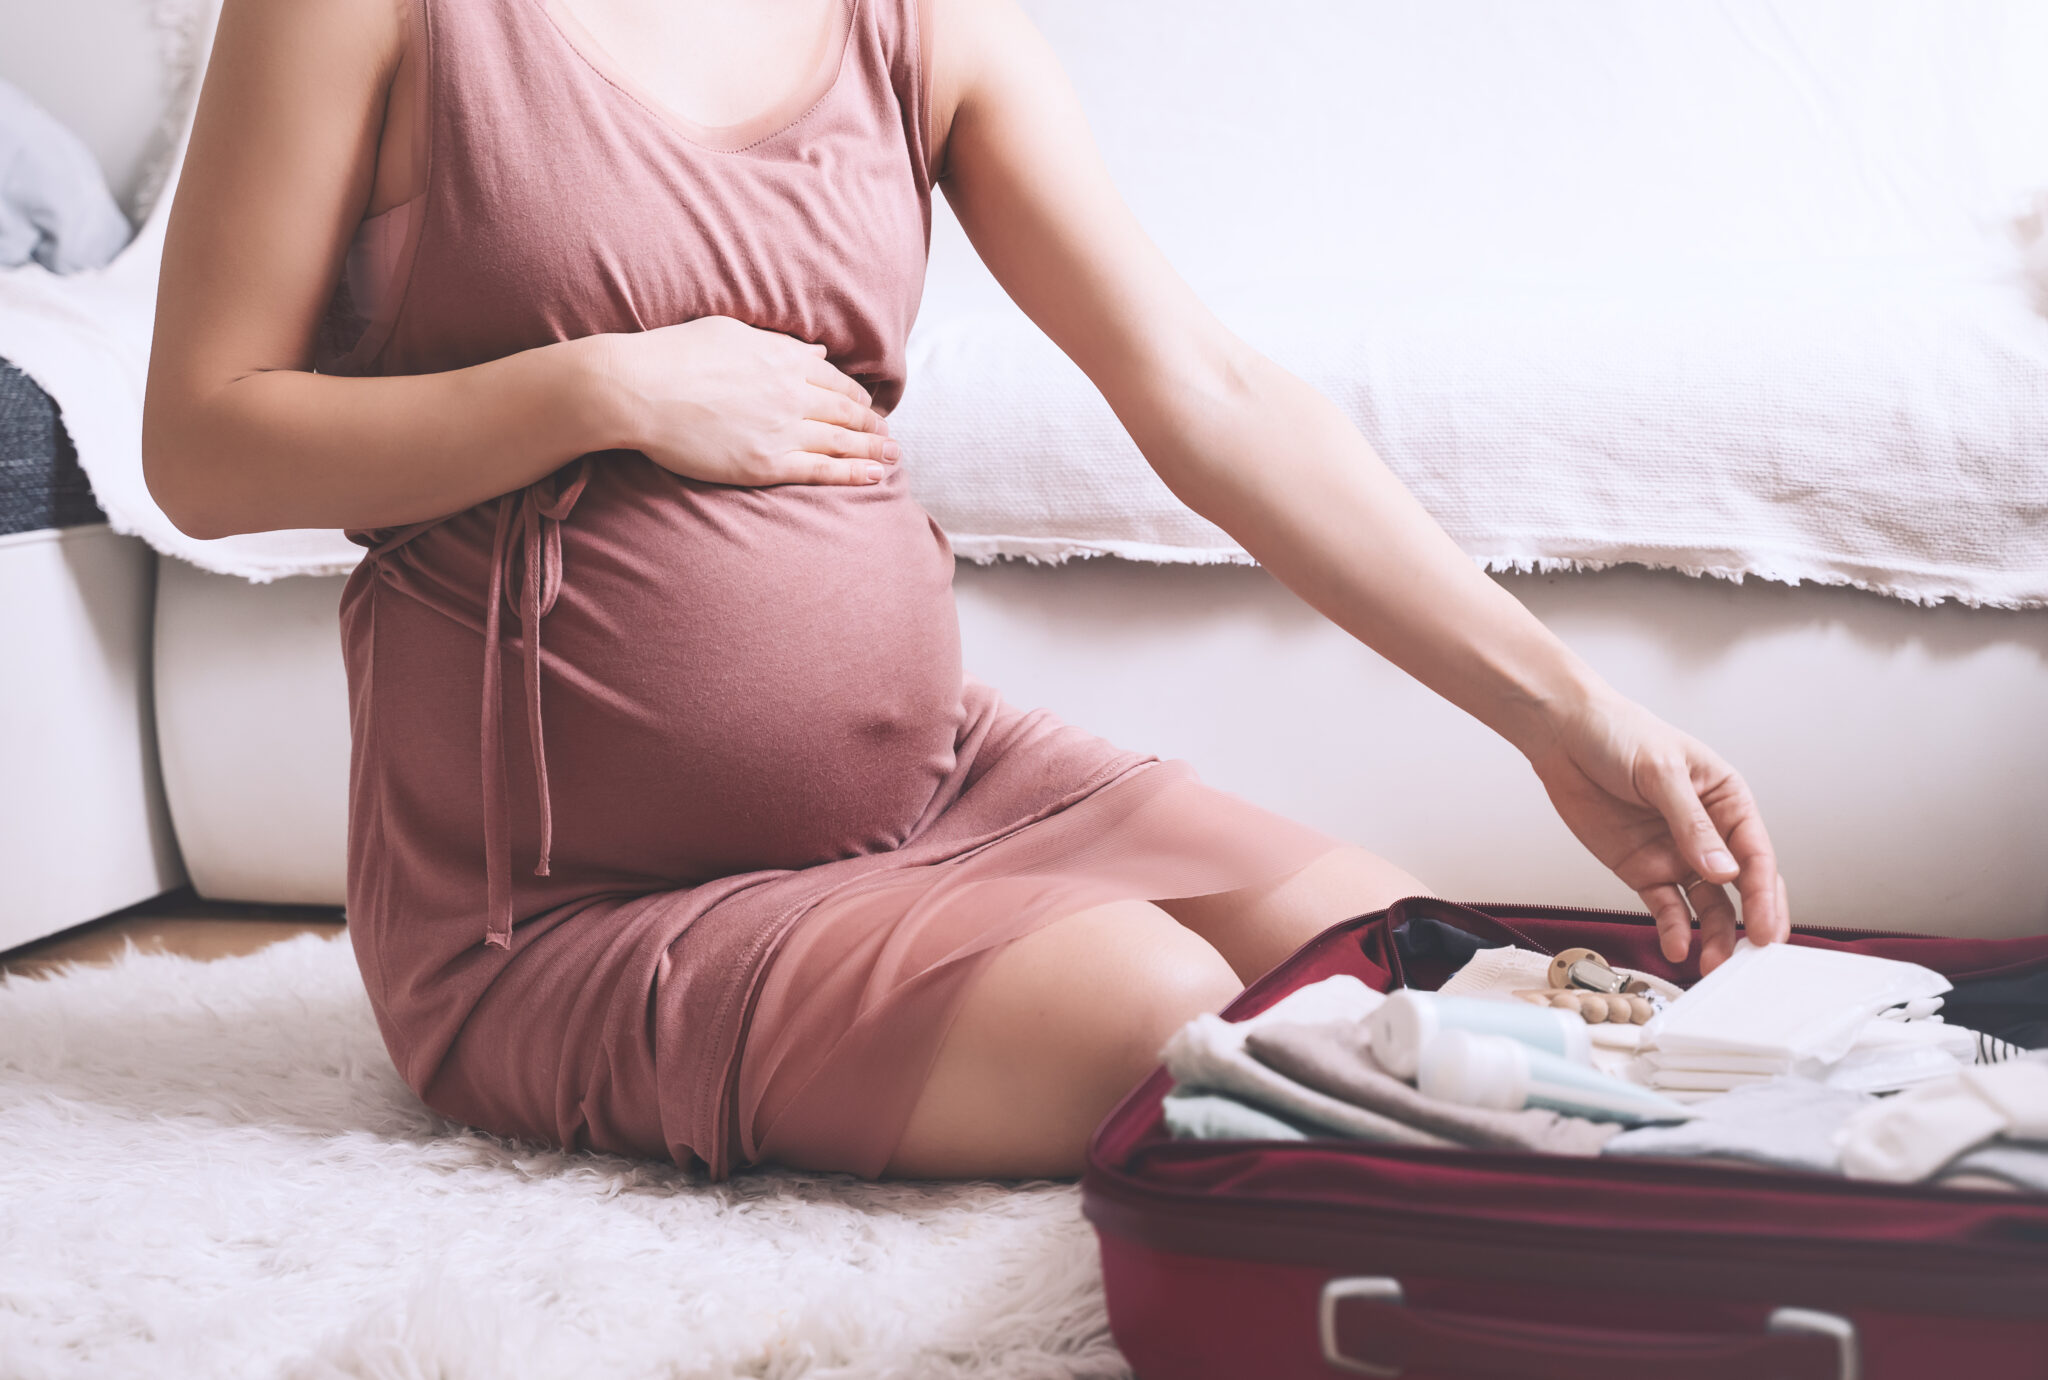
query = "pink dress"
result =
(318, 0, 1346, 1179)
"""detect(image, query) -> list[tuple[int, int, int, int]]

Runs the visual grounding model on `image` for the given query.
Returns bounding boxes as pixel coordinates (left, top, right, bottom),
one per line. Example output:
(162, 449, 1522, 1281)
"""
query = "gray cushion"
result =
(0, 356, 103, 536)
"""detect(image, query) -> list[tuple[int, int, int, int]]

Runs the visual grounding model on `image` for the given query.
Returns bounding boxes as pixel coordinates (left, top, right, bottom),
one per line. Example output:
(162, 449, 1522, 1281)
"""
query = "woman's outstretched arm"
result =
(927, 0, 1788, 969)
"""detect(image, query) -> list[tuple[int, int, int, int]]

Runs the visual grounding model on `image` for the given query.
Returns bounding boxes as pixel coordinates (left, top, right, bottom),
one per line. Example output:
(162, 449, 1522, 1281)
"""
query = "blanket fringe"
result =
(945, 534, 2043, 611)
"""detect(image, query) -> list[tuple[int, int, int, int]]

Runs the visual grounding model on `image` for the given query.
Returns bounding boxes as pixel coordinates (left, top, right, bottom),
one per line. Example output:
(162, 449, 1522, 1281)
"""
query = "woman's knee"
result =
(886, 898, 1239, 1178)
(970, 899, 1238, 1100)
(1083, 901, 1242, 1074)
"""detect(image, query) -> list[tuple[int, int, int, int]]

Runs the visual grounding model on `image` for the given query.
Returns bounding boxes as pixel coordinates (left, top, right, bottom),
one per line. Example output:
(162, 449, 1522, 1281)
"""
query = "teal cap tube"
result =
(1368, 989, 1592, 1080)
(1416, 1029, 1697, 1125)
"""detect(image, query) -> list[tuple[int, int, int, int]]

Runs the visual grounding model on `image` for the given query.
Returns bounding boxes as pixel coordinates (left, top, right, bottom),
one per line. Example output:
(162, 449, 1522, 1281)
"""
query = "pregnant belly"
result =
(420, 454, 967, 883)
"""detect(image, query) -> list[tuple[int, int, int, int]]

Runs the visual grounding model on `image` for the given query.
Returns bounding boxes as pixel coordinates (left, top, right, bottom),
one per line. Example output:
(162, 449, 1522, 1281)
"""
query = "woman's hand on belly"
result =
(583, 317, 900, 487)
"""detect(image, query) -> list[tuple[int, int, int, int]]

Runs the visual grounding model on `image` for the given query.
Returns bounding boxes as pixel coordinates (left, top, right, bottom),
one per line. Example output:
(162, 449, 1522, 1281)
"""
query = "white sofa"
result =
(8, 0, 2048, 946)
(0, 0, 190, 949)
(0, 520, 182, 950)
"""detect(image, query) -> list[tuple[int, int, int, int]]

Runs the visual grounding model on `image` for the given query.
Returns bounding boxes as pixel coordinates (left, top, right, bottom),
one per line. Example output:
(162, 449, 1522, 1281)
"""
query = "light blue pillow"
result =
(0, 77, 134, 273)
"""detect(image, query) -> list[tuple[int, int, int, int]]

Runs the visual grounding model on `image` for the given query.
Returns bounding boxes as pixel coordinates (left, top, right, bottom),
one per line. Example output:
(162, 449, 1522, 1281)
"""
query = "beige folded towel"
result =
(1161, 1013, 1453, 1147)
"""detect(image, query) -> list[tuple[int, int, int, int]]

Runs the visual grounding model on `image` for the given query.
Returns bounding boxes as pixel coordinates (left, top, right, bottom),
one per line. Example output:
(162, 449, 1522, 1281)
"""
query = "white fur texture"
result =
(0, 934, 1128, 1379)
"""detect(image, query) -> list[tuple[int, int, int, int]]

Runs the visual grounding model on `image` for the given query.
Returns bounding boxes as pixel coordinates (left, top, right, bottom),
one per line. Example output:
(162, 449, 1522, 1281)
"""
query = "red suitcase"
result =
(1081, 896, 2048, 1380)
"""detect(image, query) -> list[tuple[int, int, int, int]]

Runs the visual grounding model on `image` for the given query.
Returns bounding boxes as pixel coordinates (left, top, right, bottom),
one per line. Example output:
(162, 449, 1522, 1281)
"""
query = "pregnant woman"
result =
(143, 0, 1787, 1180)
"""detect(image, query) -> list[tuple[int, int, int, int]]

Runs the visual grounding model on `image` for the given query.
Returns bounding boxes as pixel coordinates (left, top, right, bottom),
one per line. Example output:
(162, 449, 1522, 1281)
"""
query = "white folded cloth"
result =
(1938, 1141, 2048, 1194)
(1605, 1078, 1875, 1174)
(1638, 1048, 1793, 1076)
(1632, 1016, 1977, 1096)
(1632, 1068, 1763, 1093)
(1640, 940, 1950, 1066)
(1837, 1056, 2048, 1183)
(1821, 1018, 1977, 1094)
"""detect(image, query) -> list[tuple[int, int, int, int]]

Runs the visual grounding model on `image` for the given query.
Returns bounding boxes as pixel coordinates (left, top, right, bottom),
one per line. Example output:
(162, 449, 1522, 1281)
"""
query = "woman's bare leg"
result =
(884, 898, 1239, 1179)
(1156, 843, 1433, 982)
(880, 846, 1429, 1179)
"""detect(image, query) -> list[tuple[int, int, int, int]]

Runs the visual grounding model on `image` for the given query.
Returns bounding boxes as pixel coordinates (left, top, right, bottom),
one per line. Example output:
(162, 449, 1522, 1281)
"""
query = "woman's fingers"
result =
(1689, 877, 1744, 972)
(806, 360, 876, 412)
(804, 383, 890, 434)
(773, 451, 890, 485)
(1636, 748, 1786, 971)
(1731, 839, 1784, 946)
(1640, 880, 1697, 964)
(761, 420, 899, 484)
(1706, 784, 1786, 948)
(794, 338, 872, 408)
(797, 419, 900, 463)
(1637, 752, 1740, 885)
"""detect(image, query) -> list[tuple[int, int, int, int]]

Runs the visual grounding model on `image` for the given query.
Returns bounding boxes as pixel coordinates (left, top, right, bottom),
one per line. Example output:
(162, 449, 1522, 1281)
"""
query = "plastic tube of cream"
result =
(1368, 989, 1592, 1080)
(1417, 1030, 1697, 1125)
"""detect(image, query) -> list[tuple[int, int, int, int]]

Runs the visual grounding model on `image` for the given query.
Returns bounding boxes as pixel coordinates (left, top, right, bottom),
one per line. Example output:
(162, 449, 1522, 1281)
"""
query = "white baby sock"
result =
(1837, 1057, 2048, 1182)
(1963, 1058, 2048, 1138)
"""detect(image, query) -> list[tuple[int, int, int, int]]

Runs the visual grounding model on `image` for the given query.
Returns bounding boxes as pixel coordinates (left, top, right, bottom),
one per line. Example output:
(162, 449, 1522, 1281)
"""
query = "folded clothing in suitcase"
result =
(1081, 897, 2048, 1380)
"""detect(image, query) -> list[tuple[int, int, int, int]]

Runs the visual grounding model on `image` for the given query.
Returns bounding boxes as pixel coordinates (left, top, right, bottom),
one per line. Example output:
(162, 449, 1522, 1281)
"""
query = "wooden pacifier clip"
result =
(1511, 947, 1655, 1024)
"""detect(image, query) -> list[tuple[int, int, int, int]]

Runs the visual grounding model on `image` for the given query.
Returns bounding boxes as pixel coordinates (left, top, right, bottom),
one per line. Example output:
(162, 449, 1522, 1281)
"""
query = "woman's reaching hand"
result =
(589, 316, 899, 487)
(1523, 688, 1789, 973)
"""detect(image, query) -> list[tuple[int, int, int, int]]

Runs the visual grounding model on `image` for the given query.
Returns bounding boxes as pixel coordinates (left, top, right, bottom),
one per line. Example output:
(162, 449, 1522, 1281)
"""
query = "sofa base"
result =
(0, 526, 182, 951)
(153, 557, 351, 906)
(152, 558, 2048, 938)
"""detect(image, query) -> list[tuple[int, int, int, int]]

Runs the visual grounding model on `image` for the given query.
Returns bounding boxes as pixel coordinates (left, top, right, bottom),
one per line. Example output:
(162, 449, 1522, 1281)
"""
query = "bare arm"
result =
(143, 0, 894, 541)
(927, 0, 1788, 965)
(142, 0, 614, 539)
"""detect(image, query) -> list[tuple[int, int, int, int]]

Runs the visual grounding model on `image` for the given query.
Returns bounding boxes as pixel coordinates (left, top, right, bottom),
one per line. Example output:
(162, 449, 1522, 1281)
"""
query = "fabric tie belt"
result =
(476, 457, 593, 949)
(363, 458, 596, 952)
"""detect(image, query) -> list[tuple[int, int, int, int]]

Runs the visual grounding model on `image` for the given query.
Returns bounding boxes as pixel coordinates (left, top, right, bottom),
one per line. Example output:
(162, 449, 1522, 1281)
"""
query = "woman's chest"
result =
(333, 0, 932, 409)
(394, 123, 927, 400)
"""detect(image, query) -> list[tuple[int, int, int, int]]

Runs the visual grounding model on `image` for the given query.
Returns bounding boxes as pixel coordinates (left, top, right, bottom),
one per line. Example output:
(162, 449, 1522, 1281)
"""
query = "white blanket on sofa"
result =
(4, 0, 2047, 605)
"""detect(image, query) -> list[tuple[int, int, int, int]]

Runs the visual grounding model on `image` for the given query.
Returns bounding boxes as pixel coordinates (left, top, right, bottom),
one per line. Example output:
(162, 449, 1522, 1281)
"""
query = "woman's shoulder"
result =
(216, 0, 409, 87)
(914, 0, 1056, 186)
(153, 0, 413, 378)
(908, 0, 980, 185)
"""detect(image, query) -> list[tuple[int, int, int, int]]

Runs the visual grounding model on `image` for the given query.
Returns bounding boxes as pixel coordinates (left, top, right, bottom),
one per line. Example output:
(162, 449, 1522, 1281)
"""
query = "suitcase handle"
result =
(1319, 1277, 1859, 1380)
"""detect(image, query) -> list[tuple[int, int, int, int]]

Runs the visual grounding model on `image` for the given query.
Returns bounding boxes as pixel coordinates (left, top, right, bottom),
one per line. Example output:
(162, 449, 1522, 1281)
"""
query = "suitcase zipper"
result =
(1465, 899, 1917, 939)
(1457, 900, 2048, 979)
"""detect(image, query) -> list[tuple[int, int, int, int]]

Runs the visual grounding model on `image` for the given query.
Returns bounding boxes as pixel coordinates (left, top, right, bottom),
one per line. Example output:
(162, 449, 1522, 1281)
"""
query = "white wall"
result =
(0, 0, 172, 215)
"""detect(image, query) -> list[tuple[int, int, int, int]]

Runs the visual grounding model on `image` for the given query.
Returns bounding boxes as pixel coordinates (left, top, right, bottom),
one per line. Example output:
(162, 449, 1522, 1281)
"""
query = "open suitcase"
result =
(1081, 896, 2048, 1380)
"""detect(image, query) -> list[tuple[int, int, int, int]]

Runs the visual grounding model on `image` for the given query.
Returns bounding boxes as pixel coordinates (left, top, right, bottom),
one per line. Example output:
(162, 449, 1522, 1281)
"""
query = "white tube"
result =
(1367, 989, 1592, 1080)
(1417, 1030, 1697, 1125)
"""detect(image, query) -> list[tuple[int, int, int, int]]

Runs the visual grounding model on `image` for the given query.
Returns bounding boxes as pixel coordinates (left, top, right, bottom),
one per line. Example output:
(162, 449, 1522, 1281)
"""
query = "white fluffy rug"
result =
(0, 933, 1128, 1379)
